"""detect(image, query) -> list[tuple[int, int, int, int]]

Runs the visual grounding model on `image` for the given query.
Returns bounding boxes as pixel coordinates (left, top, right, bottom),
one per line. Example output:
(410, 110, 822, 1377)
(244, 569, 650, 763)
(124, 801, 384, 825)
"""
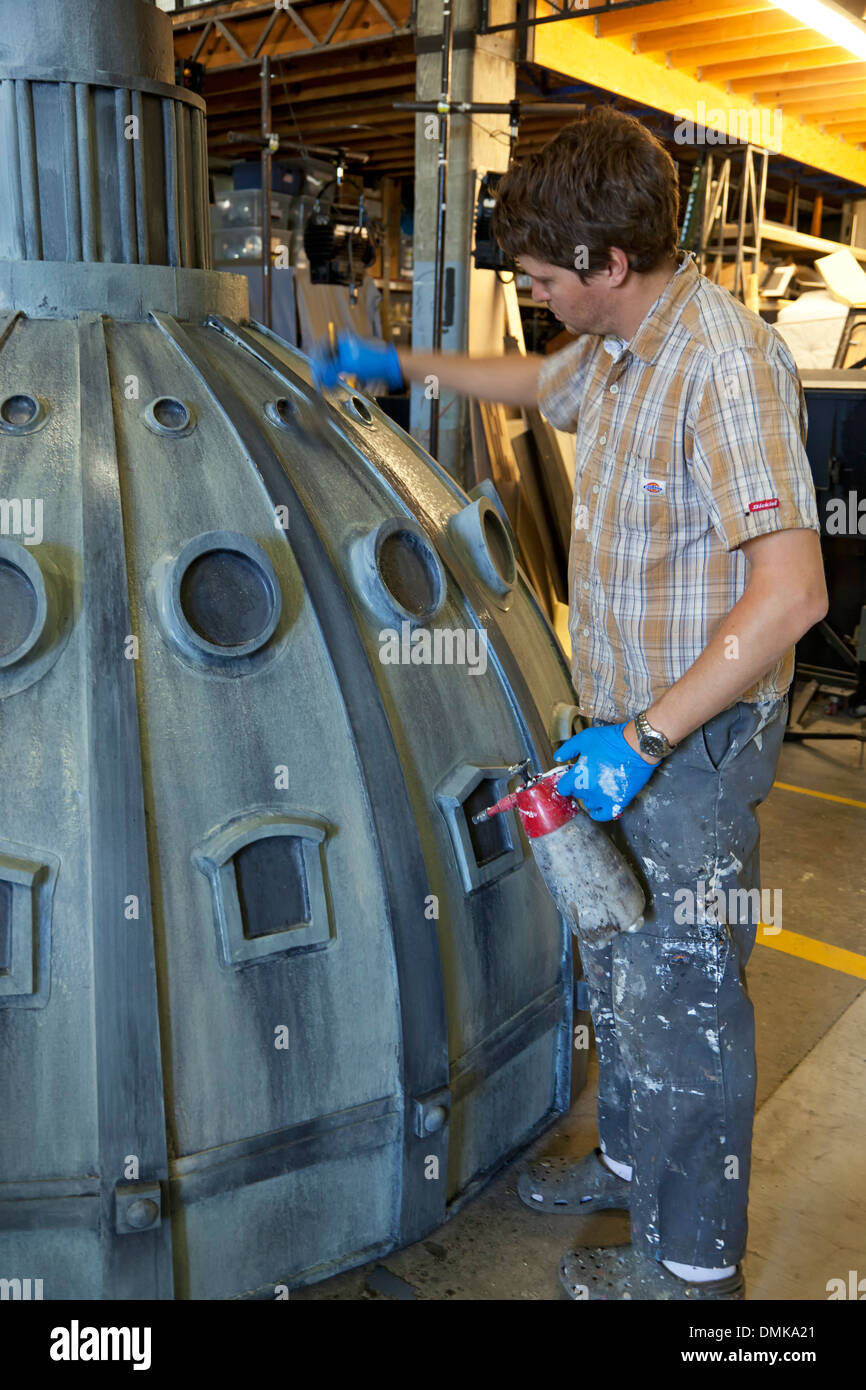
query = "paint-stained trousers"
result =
(574, 696, 788, 1269)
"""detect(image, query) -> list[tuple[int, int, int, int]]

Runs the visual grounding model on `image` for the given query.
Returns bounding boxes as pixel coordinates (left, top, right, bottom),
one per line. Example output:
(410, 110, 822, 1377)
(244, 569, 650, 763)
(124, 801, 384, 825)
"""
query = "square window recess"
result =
(435, 762, 525, 894)
(0, 841, 59, 1008)
(193, 812, 332, 967)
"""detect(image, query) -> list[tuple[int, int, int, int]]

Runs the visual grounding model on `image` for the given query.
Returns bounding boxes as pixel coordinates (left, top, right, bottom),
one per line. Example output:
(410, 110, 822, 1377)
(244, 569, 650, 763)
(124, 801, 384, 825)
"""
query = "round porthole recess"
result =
(143, 396, 194, 436)
(0, 393, 48, 434)
(344, 395, 374, 425)
(0, 541, 50, 668)
(351, 518, 446, 627)
(448, 496, 516, 596)
(164, 531, 282, 662)
(264, 397, 297, 429)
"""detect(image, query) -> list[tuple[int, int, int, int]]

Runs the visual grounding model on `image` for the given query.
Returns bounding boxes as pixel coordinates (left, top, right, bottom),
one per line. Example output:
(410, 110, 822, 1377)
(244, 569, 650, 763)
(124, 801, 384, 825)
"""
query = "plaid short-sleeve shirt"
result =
(537, 251, 820, 724)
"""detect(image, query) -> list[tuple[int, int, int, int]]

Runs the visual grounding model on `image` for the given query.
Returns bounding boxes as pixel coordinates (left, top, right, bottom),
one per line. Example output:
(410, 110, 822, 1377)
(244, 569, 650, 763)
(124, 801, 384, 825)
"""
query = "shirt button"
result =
(583, 581, 590, 591)
(599, 434, 607, 445)
(610, 384, 619, 394)
(592, 484, 599, 494)
(583, 628, 590, 637)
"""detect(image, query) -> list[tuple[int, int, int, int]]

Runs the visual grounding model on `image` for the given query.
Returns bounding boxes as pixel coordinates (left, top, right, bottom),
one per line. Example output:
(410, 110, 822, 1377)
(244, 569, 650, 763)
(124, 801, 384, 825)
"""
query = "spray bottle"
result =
(473, 759, 645, 948)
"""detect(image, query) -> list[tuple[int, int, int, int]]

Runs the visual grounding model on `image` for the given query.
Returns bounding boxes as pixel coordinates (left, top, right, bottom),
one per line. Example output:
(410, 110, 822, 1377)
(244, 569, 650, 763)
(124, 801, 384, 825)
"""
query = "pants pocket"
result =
(700, 699, 786, 775)
(699, 704, 745, 773)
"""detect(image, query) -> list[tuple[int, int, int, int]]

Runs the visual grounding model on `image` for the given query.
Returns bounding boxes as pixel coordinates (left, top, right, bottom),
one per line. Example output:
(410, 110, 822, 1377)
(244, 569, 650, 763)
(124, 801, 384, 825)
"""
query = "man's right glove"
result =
(310, 332, 404, 392)
(554, 721, 659, 822)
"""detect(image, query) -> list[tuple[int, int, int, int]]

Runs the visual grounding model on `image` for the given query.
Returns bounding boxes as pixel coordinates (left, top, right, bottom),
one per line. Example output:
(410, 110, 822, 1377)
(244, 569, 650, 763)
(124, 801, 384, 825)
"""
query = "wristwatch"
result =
(634, 710, 677, 759)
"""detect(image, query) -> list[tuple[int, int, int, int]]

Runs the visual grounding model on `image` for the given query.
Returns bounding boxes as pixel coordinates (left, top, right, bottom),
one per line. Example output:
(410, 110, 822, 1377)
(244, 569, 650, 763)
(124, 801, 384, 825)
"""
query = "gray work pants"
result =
(575, 697, 788, 1269)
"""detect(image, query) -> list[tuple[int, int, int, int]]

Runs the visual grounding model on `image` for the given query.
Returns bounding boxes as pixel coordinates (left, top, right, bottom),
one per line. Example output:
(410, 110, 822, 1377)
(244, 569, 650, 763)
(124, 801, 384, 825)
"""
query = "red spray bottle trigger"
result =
(471, 759, 582, 839)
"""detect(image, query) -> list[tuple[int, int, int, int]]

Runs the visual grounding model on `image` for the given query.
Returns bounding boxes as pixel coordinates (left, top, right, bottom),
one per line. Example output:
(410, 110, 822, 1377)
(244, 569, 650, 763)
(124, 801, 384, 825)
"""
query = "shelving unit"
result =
(761, 220, 866, 263)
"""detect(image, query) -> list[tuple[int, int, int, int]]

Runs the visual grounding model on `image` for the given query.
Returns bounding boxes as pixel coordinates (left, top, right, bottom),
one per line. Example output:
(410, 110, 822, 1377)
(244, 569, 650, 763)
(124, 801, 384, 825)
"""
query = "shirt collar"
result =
(623, 250, 700, 366)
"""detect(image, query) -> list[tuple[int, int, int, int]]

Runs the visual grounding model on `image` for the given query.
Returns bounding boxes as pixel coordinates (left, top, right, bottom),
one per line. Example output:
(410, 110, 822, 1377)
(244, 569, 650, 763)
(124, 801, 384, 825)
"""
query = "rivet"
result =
(126, 1198, 159, 1229)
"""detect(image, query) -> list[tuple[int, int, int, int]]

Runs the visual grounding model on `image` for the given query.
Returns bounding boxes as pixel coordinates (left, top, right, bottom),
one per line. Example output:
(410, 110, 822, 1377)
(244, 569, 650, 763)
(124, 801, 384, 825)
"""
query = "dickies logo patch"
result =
(642, 479, 666, 495)
(747, 497, 780, 513)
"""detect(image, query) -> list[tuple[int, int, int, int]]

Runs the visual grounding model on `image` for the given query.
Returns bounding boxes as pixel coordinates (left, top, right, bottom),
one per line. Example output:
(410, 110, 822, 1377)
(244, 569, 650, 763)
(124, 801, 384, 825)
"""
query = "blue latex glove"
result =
(310, 332, 404, 392)
(554, 720, 659, 822)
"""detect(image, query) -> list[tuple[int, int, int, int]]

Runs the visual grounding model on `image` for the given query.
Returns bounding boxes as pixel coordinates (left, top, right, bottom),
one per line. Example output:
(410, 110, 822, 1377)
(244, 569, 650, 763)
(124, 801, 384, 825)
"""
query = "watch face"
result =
(640, 734, 666, 757)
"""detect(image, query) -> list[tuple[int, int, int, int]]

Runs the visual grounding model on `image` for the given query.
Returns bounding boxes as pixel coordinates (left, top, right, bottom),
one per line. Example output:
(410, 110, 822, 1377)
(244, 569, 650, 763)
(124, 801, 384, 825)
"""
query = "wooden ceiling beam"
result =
(672, 30, 834, 71)
(739, 75, 866, 100)
(596, 0, 768, 38)
(210, 139, 414, 162)
(636, 11, 806, 58)
(204, 57, 415, 101)
(204, 73, 415, 123)
(208, 130, 416, 158)
(782, 93, 866, 116)
(210, 131, 413, 154)
(818, 118, 866, 133)
(533, 13, 866, 183)
(265, 69, 416, 103)
(177, 1, 278, 21)
(700, 44, 859, 81)
(208, 96, 416, 132)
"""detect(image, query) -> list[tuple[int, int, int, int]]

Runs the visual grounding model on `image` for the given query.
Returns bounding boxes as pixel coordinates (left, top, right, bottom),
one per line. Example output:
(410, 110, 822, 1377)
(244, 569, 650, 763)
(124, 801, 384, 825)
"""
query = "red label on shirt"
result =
(748, 497, 780, 513)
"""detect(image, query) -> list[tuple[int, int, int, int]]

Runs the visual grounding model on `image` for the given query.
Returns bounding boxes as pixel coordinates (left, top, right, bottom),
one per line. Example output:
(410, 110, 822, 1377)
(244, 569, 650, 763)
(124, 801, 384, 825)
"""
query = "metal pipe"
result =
(480, 0, 669, 35)
(429, 0, 453, 462)
(261, 53, 272, 330)
(396, 101, 586, 115)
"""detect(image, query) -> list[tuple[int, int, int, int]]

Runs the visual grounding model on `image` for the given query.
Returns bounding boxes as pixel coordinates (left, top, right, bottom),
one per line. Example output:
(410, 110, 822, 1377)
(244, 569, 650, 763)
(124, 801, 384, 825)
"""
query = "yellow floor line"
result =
(756, 925, 866, 980)
(773, 780, 866, 811)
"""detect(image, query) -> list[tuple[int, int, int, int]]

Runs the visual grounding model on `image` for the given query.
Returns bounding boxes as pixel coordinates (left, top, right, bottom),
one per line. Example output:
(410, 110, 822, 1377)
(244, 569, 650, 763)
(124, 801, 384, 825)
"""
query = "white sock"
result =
(663, 1259, 736, 1282)
(600, 1152, 633, 1181)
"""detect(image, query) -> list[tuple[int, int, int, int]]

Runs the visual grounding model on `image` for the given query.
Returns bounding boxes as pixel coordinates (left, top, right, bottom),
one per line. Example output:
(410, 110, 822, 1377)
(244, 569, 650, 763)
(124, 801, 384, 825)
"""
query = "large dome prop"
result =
(0, 0, 582, 1298)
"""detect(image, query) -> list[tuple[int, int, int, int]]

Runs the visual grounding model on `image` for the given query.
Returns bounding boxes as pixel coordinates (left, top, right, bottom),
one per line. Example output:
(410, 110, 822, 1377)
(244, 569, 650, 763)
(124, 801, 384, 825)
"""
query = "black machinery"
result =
(797, 370, 866, 732)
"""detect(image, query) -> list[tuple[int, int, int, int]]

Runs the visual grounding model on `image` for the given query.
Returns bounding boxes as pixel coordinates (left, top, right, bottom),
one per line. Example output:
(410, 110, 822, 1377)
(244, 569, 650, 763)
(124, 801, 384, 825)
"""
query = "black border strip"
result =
(449, 985, 563, 1103)
(171, 1108, 402, 1208)
(79, 313, 175, 1297)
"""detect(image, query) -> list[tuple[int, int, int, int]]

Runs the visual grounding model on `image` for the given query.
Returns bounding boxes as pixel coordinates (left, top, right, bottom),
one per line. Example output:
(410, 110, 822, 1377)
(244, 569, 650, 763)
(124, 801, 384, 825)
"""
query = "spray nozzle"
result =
(470, 756, 582, 824)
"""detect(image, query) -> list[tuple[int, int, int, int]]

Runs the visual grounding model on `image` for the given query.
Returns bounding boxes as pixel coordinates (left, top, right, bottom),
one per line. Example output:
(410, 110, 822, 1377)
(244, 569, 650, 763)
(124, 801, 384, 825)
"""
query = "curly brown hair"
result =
(491, 107, 680, 283)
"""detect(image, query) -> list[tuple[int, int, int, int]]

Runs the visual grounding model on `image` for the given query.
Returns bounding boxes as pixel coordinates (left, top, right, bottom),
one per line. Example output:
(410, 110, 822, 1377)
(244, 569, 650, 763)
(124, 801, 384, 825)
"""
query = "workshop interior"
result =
(0, 0, 864, 1310)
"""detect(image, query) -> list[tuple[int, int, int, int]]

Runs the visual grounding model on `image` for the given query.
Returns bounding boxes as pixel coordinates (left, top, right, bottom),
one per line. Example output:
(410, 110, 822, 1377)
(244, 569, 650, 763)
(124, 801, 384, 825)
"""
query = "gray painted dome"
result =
(0, 0, 581, 1298)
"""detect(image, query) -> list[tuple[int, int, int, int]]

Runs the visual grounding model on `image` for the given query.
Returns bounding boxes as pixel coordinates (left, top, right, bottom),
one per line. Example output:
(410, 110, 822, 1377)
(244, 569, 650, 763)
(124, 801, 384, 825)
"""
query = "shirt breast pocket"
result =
(617, 452, 679, 540)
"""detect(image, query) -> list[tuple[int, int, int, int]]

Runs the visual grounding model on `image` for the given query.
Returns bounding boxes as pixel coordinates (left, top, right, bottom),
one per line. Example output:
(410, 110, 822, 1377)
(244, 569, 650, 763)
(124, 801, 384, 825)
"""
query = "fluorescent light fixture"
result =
(770, 0, 866, 61)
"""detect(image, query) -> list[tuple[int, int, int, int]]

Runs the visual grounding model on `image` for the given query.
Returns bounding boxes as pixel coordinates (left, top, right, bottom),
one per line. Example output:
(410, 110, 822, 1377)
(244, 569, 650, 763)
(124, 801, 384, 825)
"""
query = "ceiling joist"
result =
(175, 0, 412, 72)
(173, 0, 866, 182)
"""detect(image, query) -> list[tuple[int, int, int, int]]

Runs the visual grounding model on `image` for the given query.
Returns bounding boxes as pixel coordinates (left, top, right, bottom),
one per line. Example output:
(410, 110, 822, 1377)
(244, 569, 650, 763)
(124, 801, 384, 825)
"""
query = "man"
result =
(312, 107, 827, 1300)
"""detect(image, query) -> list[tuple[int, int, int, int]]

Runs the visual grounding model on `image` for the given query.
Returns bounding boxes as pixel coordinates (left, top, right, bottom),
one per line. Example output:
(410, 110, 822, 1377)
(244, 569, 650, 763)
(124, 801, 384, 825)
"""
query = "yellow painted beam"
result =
(746, 63, 866, 92)
(701, 43, 860, 79)
(745, 78, 866, 101)
(599, 0, 769, 39)
(534, 7, 866, 185)
(785, 95, 866, 115)
(676, 32, 833, 70)
(637, 12, 806, 58)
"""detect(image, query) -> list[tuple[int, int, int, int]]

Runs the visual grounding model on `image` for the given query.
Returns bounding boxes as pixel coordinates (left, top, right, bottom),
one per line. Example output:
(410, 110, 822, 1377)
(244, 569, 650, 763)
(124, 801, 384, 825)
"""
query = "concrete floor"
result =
(295, 692, 866, 1301)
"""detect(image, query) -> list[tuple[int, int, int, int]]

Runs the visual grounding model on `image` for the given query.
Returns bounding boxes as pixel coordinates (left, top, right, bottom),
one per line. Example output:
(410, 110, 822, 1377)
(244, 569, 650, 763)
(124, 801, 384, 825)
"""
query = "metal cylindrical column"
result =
(0, 0, 210, 270)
